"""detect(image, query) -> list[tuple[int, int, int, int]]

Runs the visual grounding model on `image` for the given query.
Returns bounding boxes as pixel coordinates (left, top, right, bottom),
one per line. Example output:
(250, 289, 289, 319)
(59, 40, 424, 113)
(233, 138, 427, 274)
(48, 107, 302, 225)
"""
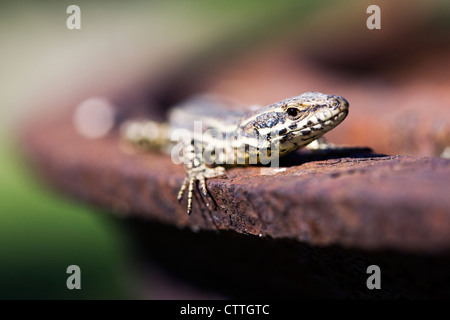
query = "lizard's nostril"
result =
(330, 96, 349, 110)
(341, 97, 349, 108)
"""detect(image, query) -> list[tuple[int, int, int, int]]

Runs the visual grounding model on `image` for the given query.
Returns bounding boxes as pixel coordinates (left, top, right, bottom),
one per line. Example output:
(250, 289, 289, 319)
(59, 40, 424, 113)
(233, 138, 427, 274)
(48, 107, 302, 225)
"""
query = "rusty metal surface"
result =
(201, 46, 450, 158)
(23, 111, 450, 254)
(16, 4, 450, 298)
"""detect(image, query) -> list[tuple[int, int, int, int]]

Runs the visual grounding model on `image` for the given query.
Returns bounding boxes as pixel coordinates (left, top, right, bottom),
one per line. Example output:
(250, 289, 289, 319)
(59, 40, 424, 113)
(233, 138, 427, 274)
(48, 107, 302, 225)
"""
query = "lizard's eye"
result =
(287, 107, 301, 119)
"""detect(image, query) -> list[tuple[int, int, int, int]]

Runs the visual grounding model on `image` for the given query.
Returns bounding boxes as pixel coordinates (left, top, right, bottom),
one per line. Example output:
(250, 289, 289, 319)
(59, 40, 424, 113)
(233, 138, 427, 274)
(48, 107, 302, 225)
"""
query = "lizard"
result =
(121, 91, 349, 215)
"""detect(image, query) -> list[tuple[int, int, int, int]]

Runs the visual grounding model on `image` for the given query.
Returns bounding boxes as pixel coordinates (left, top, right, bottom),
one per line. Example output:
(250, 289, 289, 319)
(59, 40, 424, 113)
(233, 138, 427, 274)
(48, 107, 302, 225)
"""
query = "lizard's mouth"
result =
(273, 107, 347, 151)
(275, 108, 348, 153)
(296, 108, 348, 137)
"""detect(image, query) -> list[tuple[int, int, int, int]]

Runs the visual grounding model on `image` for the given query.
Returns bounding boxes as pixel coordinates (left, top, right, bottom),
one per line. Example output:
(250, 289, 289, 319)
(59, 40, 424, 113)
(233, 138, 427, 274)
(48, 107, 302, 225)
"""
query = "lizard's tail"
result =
(120, 120, 171, 152)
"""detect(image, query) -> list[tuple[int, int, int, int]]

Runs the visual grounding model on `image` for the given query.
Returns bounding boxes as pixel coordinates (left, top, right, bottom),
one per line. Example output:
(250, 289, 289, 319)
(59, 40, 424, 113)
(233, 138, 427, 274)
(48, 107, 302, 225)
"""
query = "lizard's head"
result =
(241, 91, 349, 154)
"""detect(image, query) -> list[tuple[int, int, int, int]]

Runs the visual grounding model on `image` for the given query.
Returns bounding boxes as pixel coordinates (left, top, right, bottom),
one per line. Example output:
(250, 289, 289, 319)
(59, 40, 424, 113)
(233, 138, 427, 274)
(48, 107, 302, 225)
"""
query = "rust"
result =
(23, 112, 450, 254)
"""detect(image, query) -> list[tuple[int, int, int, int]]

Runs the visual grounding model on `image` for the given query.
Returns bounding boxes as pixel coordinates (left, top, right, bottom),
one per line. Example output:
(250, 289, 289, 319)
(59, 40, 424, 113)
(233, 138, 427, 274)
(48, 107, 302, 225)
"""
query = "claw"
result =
(199, 175, 208, 196)
(177, 164, 226, 215)
(187, 176, 195, 215)
(177, 177, 188, 202)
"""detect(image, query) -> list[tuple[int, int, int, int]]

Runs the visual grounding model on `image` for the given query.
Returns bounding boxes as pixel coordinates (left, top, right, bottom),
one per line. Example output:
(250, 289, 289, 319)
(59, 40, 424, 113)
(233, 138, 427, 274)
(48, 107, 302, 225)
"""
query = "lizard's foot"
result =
(307, 137, 373, 154)
(306, 137, 338, 150)
(177, 165, 225, 215)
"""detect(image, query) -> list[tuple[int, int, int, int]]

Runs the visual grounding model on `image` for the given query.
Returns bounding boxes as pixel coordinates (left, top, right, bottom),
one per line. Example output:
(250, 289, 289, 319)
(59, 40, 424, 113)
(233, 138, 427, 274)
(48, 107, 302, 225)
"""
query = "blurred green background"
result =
(2, 0, 348, 299)
(0, 137, 130, 299)
(0, 0, 326, 300)
(0, 0, 448, 299)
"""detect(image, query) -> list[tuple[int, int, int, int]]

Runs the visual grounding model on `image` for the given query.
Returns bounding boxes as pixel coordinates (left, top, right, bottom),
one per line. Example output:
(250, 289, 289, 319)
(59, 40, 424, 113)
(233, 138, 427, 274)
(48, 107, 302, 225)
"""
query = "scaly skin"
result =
(122, 91, 349, 215)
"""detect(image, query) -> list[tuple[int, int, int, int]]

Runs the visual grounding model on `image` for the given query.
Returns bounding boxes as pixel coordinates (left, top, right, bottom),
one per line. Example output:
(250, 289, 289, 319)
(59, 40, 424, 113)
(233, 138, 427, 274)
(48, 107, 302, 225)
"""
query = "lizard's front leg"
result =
(177, 138, 225, 215)
(306, 137, 340, 150)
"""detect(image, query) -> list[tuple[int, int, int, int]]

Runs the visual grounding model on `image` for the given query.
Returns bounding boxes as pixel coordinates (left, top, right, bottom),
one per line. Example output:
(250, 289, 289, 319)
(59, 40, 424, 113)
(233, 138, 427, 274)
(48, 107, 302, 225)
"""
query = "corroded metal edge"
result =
(23, 113, 450, 254)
